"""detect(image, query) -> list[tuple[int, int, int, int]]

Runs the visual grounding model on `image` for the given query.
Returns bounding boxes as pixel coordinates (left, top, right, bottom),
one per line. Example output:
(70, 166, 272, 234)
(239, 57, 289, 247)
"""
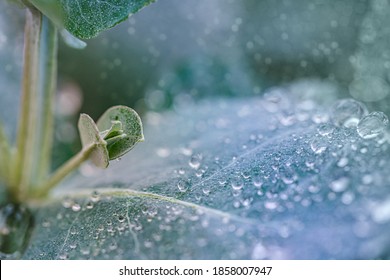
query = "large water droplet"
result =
(86, 202, 94, 209)
(330, 99, 367, 127)
(310, 137, 328, 154)
(357, 111, 389, 139)
(177, 180, 189, 192)
(90, 191, 100, 203)
(189, 154, 202, 169)
(71, 204, 81, 212)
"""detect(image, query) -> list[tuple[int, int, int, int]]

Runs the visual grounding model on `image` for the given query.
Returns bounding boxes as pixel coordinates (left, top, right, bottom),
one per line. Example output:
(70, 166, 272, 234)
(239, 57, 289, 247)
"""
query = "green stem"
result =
(0, 122, 11, 182)
(32, 15, 58, 186)
(34, 144, 97, 198)
(12, 7, 42, 200)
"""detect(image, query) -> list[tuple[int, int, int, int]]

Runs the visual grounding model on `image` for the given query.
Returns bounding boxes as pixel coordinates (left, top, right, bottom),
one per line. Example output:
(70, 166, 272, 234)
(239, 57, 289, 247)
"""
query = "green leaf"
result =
(13, 86, 390, 259)
(97, 105, 144, 160)
(23, 190, 257, 259)
(78, 113, 109, 168)
(29, 0, 156, 39)
(77, 106, 143, 167)
(60, 30, 87, 49)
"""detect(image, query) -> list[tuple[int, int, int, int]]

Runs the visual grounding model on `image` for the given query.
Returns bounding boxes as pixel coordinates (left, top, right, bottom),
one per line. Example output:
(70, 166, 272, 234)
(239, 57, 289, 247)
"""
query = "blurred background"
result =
(2, 0, 390, 166)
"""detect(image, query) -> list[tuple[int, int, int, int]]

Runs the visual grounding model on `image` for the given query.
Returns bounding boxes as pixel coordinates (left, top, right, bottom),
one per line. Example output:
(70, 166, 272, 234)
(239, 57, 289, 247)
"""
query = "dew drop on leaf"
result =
(177, 180, 189, 192)
(118, 215, 125, 223)
(230, 177, 244, 190)
(189, 154, 202, 169)
(357, 111, 389, 139)
(71, 204, 81, 212)
(310, 137, 328, 154)
(90, 191, 100, 203)
(61, 197, 73, 208)
(317, 123, 335, 136)
(86, 202, 94, 210)
(330, 99, 368, 127)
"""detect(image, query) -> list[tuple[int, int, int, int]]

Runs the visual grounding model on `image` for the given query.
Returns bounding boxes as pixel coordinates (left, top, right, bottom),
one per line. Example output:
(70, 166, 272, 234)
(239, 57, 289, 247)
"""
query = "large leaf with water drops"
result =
(28, 0, 155, 39)
(7, 81, 390, 259)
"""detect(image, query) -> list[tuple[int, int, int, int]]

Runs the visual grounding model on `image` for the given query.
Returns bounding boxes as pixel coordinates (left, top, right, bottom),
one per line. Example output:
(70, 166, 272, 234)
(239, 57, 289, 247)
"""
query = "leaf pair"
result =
(78, 106, 144, 168)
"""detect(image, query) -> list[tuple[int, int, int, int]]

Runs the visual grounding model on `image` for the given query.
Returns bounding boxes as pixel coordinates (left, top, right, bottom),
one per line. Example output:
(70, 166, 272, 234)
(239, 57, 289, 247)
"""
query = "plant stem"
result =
(33, 144, 98, 198)
(12, 7, 42, 201)
(10, 7, 58, 203)
(32, 15, 58, 186)
(0, 122, 11, 182)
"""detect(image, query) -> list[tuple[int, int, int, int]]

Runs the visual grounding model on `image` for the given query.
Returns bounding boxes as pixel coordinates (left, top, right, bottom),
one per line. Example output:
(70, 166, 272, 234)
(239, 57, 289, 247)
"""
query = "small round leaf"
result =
(78, 114, 109, 168)
(97, 106, 144, 160)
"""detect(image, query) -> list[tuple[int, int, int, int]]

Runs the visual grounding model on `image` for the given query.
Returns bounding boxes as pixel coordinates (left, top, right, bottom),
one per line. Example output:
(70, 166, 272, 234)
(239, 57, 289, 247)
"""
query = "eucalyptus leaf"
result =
(97, 105, 144, 160)
(15, 82, 390, 259)
(78, 113, 108, 168)
(29, 0, 156, 39)
(60, 29, 87, 49)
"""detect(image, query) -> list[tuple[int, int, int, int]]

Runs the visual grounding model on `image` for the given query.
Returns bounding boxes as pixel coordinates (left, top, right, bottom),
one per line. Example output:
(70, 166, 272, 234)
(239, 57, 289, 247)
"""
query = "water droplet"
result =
(86, 202, 94, 209)
(71, 204, 81, 212)
(189, 154, 202, 169)
(177, 180, 189, 192)
(58, 253, 69, 260)
(329, 177, 349, 192)
(357, 111, 389, 139)
(178, 168, 186, 175)
(202, 186, 211, 195)
(252, 175, 263, 188)
(241, 171, 251, 179)
(279, 166, 297, 184)
(317, 123, 335, 136)
(231, 177, 244, 190)
(310, 137, 327, 154)
(62, 197, 73, 208)
(91, 191, 100, 203)
(118, 215, 125, 223)
(330, 99, 367, 127)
